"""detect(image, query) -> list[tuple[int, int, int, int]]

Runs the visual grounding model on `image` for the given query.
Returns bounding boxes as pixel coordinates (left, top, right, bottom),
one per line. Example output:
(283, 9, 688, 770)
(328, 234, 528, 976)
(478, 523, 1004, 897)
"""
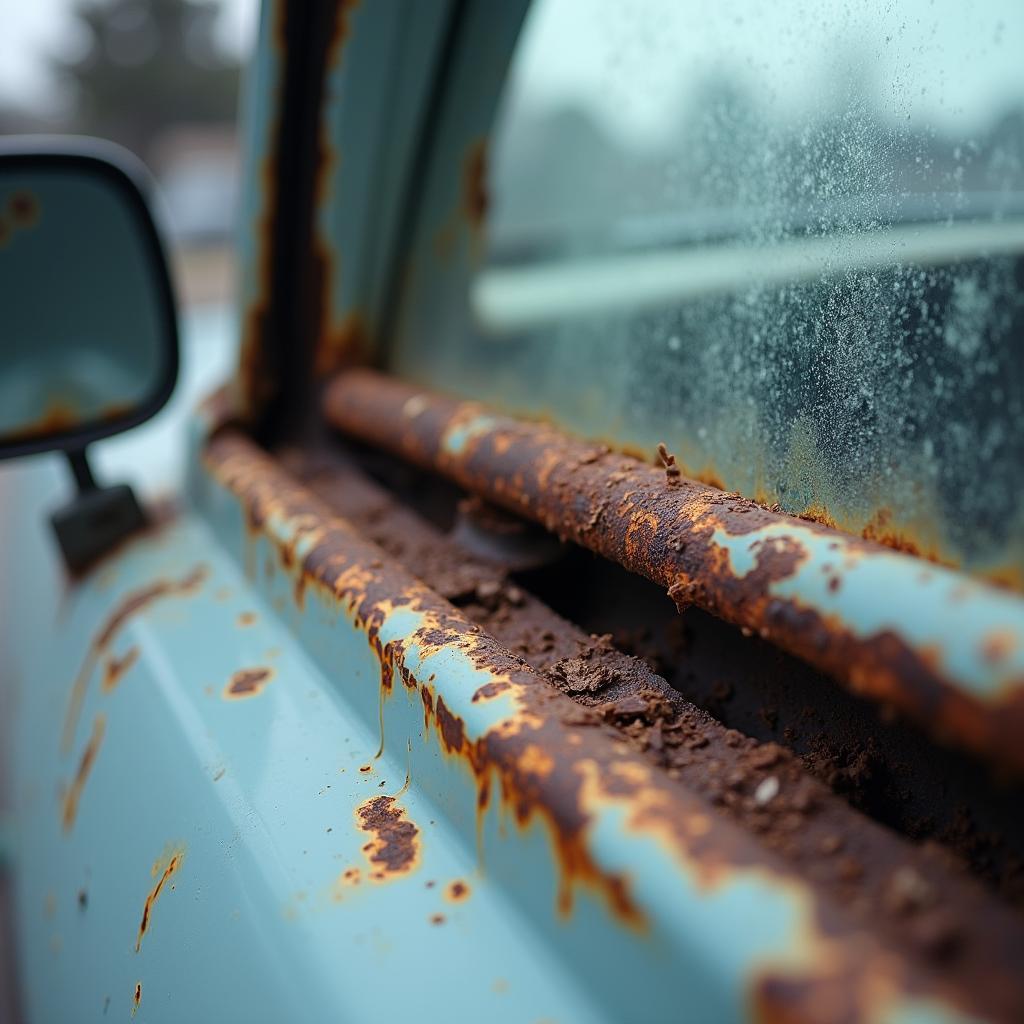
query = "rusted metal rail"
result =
(291, 446, 1024, 920)
(323, 369, 1024, 776)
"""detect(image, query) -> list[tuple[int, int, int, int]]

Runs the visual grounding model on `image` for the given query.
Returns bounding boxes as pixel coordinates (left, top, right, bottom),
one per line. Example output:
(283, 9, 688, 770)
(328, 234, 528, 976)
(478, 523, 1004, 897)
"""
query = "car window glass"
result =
(411, 0, 1024, 583)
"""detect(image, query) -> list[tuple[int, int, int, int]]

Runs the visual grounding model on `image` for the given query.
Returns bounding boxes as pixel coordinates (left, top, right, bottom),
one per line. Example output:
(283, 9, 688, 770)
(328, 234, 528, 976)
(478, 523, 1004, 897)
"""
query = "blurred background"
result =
(0, 0, 258, 310)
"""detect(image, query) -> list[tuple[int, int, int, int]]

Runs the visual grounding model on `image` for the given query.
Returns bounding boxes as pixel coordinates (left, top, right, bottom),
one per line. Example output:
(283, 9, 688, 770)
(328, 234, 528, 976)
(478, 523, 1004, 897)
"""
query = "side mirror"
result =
(0, 139, 179, 572)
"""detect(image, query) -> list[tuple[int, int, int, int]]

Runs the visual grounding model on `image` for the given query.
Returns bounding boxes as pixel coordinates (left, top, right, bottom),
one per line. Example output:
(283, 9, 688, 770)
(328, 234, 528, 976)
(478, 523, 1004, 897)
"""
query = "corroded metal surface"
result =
(309, 2, 453, 380)
(201, 427, 1024, 1022)
(234, 0, 286, 423)
(323, 369, 1024, 775)
(290, 446, 1024, 954)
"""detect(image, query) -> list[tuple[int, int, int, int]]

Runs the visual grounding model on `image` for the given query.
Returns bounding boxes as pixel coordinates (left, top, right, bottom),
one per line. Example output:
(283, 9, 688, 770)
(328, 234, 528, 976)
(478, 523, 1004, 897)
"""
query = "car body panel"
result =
(2, 1, 1023, 1021)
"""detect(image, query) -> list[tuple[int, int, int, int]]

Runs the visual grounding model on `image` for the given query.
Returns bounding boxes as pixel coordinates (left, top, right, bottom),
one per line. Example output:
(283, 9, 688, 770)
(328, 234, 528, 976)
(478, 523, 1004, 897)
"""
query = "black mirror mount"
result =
(51, 447, 148, 574)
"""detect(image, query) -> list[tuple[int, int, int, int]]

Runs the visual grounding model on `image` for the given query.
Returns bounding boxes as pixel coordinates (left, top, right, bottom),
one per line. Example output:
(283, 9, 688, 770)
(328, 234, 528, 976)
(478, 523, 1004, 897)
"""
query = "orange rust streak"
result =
(418, 679, 646, 932)
(136, 850, 184, 952)
(62, 566, 208, 752)
(132, 982, 141, 1017)
(61, 714, 106, 833)
(101, 646, 140, 694)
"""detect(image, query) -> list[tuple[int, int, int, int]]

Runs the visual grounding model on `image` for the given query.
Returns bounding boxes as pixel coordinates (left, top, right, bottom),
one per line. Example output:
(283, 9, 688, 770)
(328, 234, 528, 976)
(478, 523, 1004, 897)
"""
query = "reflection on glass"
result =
(458, 0, 1024, 581)
(0, 168, 169, 443)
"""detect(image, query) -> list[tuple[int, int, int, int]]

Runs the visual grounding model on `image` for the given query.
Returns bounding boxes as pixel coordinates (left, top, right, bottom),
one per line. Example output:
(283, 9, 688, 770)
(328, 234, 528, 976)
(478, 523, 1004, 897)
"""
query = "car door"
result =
(5, 1, 1024, 1022)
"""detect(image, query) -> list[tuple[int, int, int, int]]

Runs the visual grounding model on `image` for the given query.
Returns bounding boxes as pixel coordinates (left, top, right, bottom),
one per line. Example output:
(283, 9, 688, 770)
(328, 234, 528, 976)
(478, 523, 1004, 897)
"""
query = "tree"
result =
(51, 0, 240, 166)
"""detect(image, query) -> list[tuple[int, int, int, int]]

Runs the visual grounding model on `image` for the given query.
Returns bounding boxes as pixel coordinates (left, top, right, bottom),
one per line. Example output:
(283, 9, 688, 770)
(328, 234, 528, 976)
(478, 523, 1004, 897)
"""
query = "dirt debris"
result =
(288, 443, 1024, 988)
(656, 442, 682, 486)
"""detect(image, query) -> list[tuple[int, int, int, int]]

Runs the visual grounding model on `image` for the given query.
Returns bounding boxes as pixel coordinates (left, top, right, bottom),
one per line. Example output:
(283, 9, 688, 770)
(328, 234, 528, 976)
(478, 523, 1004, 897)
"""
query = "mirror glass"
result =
(0, 146, 178, 455)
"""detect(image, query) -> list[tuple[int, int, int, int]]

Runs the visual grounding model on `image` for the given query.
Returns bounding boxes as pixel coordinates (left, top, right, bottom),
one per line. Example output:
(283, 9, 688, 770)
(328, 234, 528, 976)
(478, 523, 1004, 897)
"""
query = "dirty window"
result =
(433, 0, 1024, 583)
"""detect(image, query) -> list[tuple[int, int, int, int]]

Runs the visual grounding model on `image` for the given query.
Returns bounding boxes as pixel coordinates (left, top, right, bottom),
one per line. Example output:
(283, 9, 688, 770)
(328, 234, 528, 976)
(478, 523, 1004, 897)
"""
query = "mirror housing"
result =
(0, 138, 180, 571)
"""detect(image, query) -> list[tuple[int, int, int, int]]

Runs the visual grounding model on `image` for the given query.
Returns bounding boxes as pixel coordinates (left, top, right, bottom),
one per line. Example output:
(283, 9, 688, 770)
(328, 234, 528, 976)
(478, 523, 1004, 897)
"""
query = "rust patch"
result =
(132, 982, 141, 1017)
(860, 507, 941, 562)
(62, 565, 208, 752)
(799, 502, 839, 531)
(135, 847, 185, 952)
(237, 611, 258, 627)
(223, 667, 274, 699)
(331, 865, 363, 901)
(472, 680, 511, 703)
(101, 646, 140, 693)
(355, 795, 421, 880)
(445, 879, 470, 903)
(61, 714, 106, 832)
(421, 686, 434, 730)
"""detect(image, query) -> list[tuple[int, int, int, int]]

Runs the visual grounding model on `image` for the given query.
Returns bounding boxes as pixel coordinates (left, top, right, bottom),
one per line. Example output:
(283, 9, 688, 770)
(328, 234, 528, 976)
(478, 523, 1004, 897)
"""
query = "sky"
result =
(0, 0, 259, 110)
(509, 0, 1024, 148)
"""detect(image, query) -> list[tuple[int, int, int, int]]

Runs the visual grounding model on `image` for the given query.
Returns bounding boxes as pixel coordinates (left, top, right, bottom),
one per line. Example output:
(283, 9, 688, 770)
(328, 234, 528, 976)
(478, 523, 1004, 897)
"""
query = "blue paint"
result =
(442, 414, 501, 457)
(712, 522, 1024, 700)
